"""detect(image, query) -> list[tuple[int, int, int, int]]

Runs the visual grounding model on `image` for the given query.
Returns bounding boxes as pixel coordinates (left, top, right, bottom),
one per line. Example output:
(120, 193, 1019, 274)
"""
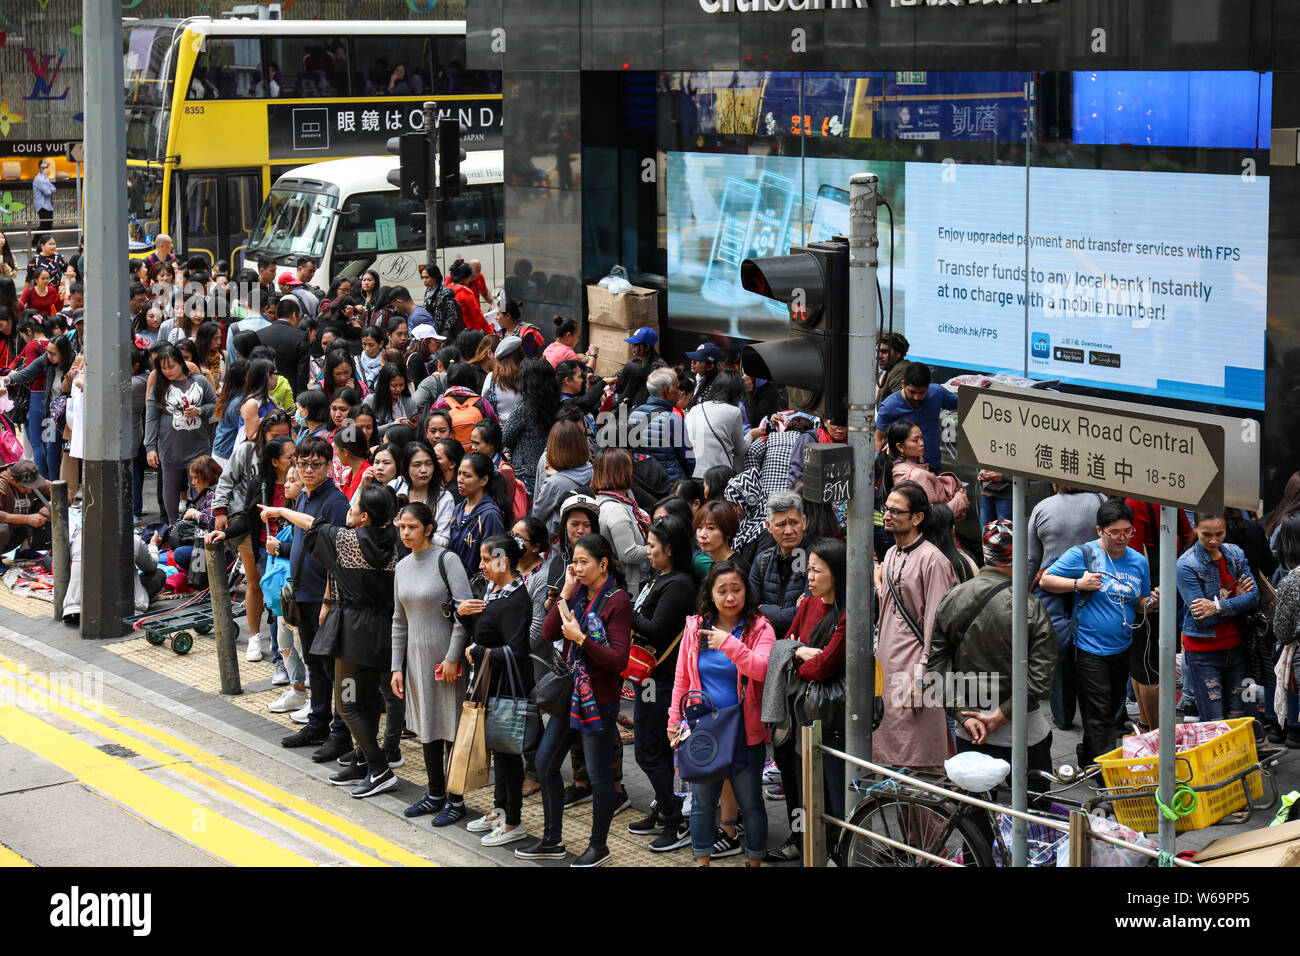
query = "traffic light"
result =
(438, 120, 468, 199)
(739, 238, 849, 420)
(386, 132, 431, 201)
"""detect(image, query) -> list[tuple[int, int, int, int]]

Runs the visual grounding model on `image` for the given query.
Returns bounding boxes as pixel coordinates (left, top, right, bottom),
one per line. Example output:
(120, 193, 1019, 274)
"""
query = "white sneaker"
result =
(467, 808, 506, 833)
(269, 688, 308, 713)
(481, 824, 529, 847)
(289, 702, 311, 724)
(245, 634, 263, 662)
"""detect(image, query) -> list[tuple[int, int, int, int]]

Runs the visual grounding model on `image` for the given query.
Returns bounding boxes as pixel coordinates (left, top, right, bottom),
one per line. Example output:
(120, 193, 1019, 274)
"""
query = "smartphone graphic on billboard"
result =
(808, 184, 850, 244)
(701, 171, 796, 313)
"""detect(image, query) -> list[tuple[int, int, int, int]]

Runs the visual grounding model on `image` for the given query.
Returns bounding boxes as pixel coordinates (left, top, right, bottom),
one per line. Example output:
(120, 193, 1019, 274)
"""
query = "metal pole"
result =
(50, 480, 69, 620)
(802, 722, 827, 867)
(80, 0, 133, 639)
(205, 541, 242, 697)
(1011, 474, 1028, 866)
(1157, 507, 1177, 859)
(75, 162, 82, 234)
(423, 101, 439, 282)
(846, 173, 880, 812)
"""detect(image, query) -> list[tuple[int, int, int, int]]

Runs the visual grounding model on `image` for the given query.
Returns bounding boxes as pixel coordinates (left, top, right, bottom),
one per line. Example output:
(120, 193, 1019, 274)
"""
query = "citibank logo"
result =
(699, 0, 868, 12)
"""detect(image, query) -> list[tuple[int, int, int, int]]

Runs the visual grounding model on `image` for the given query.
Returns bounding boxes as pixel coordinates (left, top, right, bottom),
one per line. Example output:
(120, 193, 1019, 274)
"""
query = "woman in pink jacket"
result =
(669, 559, 775, 866)
(885, 418, 969, 520)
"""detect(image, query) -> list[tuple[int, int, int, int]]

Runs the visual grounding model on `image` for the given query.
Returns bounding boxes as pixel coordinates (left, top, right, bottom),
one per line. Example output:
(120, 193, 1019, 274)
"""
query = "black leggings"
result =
(423, 740, 449, 798)
(335, 659, 386, 771)
(494, 751, 525, 826)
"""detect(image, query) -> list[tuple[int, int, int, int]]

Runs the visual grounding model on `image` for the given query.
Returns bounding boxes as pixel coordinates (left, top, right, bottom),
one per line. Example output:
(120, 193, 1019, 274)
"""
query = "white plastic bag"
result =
(598, 264, 633, 294)
(1056, 816, 1156, 867)
(944, 751, 1010, 792)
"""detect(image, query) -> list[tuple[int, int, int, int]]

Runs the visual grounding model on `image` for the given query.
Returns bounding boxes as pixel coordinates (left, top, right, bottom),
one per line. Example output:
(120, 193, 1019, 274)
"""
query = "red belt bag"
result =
(621, 630, 684, 685)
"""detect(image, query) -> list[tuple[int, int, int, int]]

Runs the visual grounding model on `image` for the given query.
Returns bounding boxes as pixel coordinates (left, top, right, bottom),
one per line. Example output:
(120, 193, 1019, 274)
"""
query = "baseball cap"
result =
(495, 335, 523, 359)
(411, 325, 445, 342)
(684, 342, 722, 364)
(277, 271, 301, 287)
(624, 326, 658, 347)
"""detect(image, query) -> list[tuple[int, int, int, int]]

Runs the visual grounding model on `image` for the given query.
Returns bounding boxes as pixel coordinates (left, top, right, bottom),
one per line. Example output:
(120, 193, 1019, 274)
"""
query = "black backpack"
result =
(631, 452, 672, 511)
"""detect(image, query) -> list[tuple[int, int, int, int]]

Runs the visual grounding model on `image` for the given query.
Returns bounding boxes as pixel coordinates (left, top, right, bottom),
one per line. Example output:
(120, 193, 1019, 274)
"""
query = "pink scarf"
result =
(601, 489, 650, 538)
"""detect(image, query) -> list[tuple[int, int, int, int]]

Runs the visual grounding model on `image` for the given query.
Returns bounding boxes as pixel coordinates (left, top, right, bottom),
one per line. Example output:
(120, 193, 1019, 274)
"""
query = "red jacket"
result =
(670, 614, 776, 745)
(447, 280, 491, 334)
(542, 586, 632, 706)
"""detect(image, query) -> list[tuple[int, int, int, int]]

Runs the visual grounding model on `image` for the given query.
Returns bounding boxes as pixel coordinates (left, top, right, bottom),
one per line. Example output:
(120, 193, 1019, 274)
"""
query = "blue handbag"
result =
(259, 526, 294, 618)
(678, 677, 749, 784)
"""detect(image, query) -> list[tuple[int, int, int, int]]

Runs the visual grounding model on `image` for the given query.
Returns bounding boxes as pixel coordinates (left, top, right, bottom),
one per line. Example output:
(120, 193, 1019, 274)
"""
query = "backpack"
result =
(517, 323, 545, 357)
(432, 285, 464, 340)
(444, 391, 486, 450)
(630, 452, 672, 511)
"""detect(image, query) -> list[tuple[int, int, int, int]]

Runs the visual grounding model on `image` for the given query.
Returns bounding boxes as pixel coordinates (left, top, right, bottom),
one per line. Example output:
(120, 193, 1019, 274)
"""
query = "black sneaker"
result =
(404, 793, 446, 818)
(563, 784, 593, 808)
(1267, 722, 1288, 745)
(763, 835, 802, 864)
(1287, 727, 1300, 750)
(610, 789, 632, 818)
(329, 762, 367, 786)
(351, 768, 397, 799)
(382, 746, 404, 768)
(514, 837, 567, 860)
(311, 736, 353, 764)
(336, 747, 366, 767)
(571, 844, 611, 868)
(711, 827, 743, 859)
(649, 821, 691, 853)
(627, 809, 663, 836)
(281, 727, 327, 749)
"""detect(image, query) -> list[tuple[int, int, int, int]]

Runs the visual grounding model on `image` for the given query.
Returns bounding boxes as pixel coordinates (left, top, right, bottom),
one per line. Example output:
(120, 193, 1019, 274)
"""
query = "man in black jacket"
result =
(257, 297, 309, 395)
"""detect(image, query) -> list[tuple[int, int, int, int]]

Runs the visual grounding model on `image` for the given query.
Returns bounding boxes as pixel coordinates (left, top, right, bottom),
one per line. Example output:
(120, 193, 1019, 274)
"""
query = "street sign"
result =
(957, 385, 1259, 512)
(67, 143, 84, 163)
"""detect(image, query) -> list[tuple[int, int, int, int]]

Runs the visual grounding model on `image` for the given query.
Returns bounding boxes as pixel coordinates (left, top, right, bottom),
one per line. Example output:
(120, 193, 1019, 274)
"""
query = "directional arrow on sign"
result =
(957, 385, 1231, 512)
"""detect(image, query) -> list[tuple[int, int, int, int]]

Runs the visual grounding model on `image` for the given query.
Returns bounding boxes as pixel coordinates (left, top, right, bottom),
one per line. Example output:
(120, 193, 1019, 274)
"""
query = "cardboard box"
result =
(1194, 818, 1300, 866)
(586, 283, 659, 330)
(587, 318, 657, 378)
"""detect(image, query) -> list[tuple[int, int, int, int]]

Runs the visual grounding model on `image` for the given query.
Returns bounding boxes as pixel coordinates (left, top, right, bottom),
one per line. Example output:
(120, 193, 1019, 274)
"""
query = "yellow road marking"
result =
(0, 702, 314, 867)
(0, 657, 432, 867)
(0, 842, 32, 866)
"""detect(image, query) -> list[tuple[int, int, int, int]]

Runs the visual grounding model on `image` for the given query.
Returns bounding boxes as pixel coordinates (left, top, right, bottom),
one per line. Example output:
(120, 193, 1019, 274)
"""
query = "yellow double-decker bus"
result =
(124, 16, 501, 269)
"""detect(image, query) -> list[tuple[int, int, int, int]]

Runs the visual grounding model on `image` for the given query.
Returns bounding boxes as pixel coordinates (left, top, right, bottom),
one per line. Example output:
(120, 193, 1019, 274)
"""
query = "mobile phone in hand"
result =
(557, 598, 572, 620)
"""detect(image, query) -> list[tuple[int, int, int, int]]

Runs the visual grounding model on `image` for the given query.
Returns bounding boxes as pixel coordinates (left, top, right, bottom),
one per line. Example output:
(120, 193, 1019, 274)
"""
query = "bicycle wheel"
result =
(841, 792, 994, 867)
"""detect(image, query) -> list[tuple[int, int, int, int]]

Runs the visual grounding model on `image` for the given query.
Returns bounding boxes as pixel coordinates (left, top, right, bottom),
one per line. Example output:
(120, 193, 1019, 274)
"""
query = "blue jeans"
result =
(26, 390, 50, 480)
(536, 700, 619, 850)
(1183, 646, 1251, 721)
(980, 495, 1013, 528)
(689, 742, 768, 860)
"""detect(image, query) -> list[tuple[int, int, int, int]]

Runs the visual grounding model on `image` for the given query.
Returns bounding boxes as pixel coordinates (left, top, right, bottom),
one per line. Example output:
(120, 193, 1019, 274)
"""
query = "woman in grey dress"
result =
(391, 500, 475, 819)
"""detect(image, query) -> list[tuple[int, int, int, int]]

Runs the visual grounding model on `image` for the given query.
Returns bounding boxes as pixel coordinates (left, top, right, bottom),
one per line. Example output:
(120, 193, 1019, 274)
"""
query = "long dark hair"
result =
(516, 355, 562, 424)
(1274, 513, 1300, 572)
(215, 358, 249, 418)
(1265, 471, 1300, 535)
(806, 537, 847, 650)
(0, 277, 20, 315)
(572, 532, 627, 592)
(702, 465, 734, 502)
(404, 440, 439, 497)
(370, 362, 407, 421)
(696, 558, 760, 643)
(461, 451, 513, 525)
(612, 357, 651, 413)
(647, 514, 692, 575)
(435, 437, 465, 487)
(0, 238, 16, 275)
(925, 502, 973, 583)
(323, 349, 357, 398)
(258, 436, 294, 502)
(194, 320, 221, 365)
(243, 358, 275, 407)
(880, 417, 920, 498)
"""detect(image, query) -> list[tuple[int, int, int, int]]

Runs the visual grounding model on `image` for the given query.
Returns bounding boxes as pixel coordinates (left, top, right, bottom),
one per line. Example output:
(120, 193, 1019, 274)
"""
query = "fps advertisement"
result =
(667, 152, 1268, 409)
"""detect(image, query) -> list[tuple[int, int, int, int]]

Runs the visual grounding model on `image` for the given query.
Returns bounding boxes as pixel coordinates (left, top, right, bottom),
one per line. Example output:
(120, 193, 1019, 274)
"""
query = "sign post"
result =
(958, 384, 1258, 864)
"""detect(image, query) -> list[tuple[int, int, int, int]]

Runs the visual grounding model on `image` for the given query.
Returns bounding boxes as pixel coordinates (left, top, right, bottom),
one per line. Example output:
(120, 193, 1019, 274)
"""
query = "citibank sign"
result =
(698, 0, 1056, 11)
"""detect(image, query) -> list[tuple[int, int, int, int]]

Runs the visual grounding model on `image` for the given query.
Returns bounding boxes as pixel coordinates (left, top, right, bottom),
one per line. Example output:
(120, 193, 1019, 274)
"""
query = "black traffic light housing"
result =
(386, 132, 431, 202)
(740, 238, 849, 420)
(439, 120, 469, 199)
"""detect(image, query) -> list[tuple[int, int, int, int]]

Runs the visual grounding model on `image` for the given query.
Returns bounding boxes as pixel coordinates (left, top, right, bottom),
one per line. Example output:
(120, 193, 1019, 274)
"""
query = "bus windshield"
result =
(124, 22, 176, 160)
(247, 186, 340, 260)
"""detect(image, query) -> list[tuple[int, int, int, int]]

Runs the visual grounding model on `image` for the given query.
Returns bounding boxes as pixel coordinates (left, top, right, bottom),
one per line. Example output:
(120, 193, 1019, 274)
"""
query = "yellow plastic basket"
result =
(1094, 718, 1263, 833)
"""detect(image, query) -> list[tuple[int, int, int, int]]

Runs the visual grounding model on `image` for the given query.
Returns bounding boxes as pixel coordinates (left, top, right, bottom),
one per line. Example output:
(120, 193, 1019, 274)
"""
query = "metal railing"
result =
(800, 723, 1199, 868)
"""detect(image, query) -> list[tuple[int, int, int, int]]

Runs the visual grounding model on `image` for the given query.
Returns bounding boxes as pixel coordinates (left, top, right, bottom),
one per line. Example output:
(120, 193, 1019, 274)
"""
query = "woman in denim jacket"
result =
(1176, 513, 1259, 723)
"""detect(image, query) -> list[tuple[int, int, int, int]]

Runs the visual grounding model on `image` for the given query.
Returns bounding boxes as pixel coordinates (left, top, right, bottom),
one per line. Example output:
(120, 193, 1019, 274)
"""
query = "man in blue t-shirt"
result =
(873, 363, 958, 473)
(1040, 499, 1160, 766)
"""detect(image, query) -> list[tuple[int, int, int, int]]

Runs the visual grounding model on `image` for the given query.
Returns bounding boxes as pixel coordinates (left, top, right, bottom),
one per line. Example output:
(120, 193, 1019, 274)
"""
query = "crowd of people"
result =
(1, 240, 1296, 868)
